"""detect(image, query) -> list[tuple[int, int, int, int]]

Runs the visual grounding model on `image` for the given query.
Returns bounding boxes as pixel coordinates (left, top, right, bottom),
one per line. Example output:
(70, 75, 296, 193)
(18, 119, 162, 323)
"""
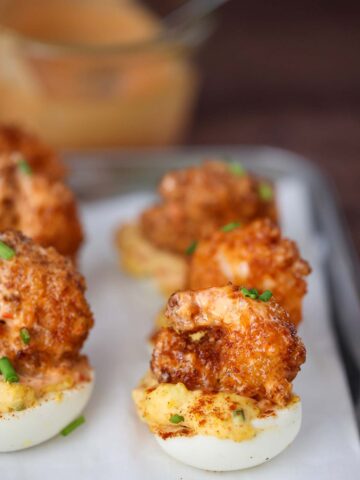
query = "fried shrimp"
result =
(141, 161, 277, 255)
(0, 231, 94, 452)
(151, 285, 306, 406)
(0, 156, 83, 258)
(0, 125, 66, 181)
(188, 219, 311, 325)
(0, 231, 93, 377)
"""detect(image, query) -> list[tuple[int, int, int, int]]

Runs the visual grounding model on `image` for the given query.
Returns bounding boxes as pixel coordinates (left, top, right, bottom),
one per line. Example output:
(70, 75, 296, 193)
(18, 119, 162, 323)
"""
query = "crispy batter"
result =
(151, 285, 306, 406)
(0, 125, 66, 181)
(188, 219, 311, 325)
(0, 160, 83, 258)
(0, 231, 93, 376)
(141, 161, 277, 254)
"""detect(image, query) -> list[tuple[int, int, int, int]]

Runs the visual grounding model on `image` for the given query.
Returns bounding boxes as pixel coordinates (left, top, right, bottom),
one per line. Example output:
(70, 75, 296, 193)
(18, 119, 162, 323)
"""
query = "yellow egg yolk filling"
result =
(116, 223, 188, 295)
(133, 373, 262, 442)
(0, 375, 75, 414)
(0, 381, 37, 413)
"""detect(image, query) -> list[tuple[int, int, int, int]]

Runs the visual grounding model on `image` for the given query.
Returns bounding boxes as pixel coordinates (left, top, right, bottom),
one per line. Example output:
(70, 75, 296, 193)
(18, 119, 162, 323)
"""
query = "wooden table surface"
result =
(172, 0, 360, 254)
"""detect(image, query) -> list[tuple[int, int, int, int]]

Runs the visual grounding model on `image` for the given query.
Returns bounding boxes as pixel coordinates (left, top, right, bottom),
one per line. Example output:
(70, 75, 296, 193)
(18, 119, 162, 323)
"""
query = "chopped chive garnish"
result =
(17, 158, 32, 175)
(258, 183, 273, 201)
(185, 241, 198, 255)
(221, 221, 242, 232)
(241, 288, 273, 302)
(259, 290, 273, 302)
(0, 356, 19, 383)
(241, 287, 258, 299)
(169, 414, 184, 424)
(20, 328, 31, 345)
(0, 241, 15, 260)
(241, 287, 250, 297)
(229, 162, 246, 176)
(60, 416, 85, 436)
(233, 408, 246, 421)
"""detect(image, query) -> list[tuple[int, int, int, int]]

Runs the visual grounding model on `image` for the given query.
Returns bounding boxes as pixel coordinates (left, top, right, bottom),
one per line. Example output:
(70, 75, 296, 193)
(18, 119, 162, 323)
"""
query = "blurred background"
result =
(0, 0, 359, 249)
(189, 0, 360, 255)
(191, 0, 360, 255)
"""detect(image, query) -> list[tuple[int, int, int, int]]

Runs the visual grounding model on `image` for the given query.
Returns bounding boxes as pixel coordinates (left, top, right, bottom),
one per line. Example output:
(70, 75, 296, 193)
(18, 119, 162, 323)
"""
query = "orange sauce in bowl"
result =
(1, 0, 161, 46)
(0, 0, 199, 147)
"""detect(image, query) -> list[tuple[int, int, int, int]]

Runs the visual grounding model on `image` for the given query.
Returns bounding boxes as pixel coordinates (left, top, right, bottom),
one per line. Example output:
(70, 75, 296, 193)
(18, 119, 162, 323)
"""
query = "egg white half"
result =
(0, 374, 94, 452)
(156, 398, 301, 471)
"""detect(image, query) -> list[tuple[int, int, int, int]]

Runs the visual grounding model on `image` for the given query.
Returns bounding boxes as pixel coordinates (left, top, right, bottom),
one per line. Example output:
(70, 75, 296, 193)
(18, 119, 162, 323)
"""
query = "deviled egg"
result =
(116, 160, 277, 294)
(0, 231, 94, 452)
(0, 158, 83, 260)
(133, 284, 306, 471)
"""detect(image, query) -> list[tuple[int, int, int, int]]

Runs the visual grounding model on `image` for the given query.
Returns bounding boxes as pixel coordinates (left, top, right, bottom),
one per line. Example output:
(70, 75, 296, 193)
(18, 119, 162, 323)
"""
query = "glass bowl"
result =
(0, 0, 211, 148)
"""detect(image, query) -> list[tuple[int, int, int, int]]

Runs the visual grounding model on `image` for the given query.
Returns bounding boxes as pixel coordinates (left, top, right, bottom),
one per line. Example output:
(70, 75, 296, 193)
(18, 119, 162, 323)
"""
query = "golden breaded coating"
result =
(141, 161, 277, 255)
(0, 161, 83, 258)
(0, 125, 66, 181)
(151, 285, 306, 406)
(188, 219, 311, 325)
(0, 231, 93, 375)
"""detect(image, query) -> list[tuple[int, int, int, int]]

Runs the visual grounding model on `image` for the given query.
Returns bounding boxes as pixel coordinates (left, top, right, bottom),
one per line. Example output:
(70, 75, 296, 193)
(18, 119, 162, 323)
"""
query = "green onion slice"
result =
(241, 287, 259, 299)
(20, 328, 31, 345)
(60, 416, 86, 436)
(0, 356, 19, 383)
(258, 183, 273, 201)
(17, 158, 32, 175)
(241, 287, 273, 302)
(185, 241, 198, 255)
(221, 221, 242, 232)
(233, 408, 246, 421)
(169, 414, 184, 424)
(229, 162, 246, 176)
(259, 290, 273, 302)
(0, 241, 15, 260)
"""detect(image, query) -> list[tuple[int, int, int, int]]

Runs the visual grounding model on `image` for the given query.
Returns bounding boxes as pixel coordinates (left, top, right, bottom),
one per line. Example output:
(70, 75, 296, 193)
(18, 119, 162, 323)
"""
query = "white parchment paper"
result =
(1, 179, 359, 479)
